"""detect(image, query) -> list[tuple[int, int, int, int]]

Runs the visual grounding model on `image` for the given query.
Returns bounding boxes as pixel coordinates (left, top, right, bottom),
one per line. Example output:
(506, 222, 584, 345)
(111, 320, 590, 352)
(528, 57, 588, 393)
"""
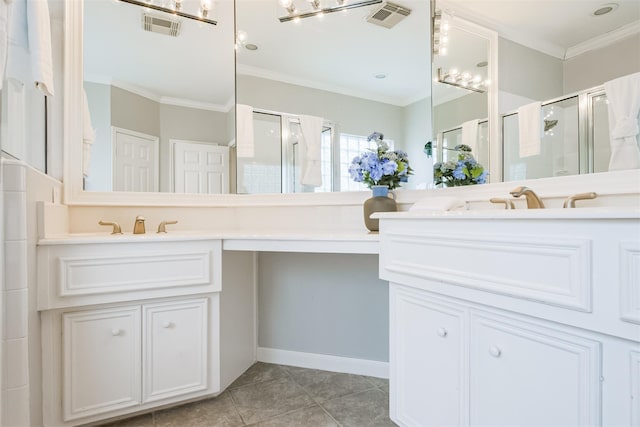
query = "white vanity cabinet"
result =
(142, 299, 209, 403)
(62, 306, 142, 420)
(468, 310, 600, 426)
(390, 285, 466, 427)
(38, 239, 222, 427)
(381, 213, 640, 427)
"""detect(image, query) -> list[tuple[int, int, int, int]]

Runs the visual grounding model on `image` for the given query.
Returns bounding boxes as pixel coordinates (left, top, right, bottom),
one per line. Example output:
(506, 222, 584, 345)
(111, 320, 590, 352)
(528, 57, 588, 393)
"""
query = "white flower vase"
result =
(363, 185, 397, 232)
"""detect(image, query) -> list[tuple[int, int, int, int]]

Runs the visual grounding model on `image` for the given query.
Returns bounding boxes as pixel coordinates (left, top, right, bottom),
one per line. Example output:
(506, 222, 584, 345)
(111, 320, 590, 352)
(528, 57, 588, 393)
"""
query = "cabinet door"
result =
(470, 311, 601, 426)
(62, 306, 141, 421)
(390, 284, 467, 427)
(143, 298, 208, 402)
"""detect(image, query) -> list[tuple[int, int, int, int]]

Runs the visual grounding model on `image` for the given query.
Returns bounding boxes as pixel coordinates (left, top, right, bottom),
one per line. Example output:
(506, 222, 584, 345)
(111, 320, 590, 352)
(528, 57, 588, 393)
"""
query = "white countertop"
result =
(38, 231, 380, 254)
(374, 207, 640, 220)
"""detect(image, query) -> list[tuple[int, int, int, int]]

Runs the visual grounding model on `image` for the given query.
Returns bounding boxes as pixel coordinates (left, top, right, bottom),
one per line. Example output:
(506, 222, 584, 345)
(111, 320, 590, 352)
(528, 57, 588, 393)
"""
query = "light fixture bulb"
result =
(450, 68, 459, 76)
(237, 30, 248, 42)
(279, 0, 293, 7)
(440, 47, 448, 55)
(473, 75, 481, 83)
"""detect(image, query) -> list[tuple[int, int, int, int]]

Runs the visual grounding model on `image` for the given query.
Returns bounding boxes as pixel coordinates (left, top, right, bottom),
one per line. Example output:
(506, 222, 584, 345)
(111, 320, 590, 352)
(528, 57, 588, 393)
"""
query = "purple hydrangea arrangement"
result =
(434, 144, 488, 187)
(349, 132, 413, 190)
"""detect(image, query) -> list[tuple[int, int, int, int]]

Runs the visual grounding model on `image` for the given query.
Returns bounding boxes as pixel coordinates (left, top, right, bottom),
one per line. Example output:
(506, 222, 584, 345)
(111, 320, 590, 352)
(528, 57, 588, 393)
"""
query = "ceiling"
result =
(83, 0, 639, 110)
(440, 0, 640, 59)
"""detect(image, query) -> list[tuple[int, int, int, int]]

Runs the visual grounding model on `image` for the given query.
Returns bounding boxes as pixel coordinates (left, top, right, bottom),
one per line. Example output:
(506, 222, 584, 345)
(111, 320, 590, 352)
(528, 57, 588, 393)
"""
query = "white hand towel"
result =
(299, 114, 324, 187)
(7, 0, 54, 96)
(82, 90, 95, 177)
(461, 119, 479, 154)
(236, 104, 255, 158)
(517, 102, 542, 158)
(410, 196, 466, 212)
(603, 72, 640, 171)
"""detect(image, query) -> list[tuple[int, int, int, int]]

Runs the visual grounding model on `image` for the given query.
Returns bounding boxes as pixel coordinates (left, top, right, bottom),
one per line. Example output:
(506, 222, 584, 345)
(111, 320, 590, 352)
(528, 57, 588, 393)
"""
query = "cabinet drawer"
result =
(63, 306, 142, 421)
(469, 311, 601, 426)
(381, 230, 591, 311)
(38, 240, 222, 310)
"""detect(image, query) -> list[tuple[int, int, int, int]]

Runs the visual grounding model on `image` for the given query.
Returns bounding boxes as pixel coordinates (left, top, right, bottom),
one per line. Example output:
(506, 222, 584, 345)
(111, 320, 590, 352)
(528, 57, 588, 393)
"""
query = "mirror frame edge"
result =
(433, 13, 500, 183)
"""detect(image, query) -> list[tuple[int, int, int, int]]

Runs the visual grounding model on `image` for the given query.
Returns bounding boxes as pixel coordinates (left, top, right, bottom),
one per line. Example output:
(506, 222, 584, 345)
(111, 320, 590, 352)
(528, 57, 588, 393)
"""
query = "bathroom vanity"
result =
(378, 209, 640, 427)
(35, 231, 378, 426)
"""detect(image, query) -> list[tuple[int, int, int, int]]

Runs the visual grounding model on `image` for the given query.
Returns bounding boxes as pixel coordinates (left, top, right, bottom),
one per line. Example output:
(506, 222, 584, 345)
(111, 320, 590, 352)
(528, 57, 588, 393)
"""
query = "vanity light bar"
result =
(118, 0, 217, 26)
(279, 0, 383, 23)
(436, 68, 487, 93)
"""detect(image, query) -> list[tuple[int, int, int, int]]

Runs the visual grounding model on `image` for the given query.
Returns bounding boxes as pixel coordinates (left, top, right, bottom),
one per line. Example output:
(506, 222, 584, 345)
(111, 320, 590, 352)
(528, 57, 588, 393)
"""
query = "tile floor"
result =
(100, 362, 397, 427)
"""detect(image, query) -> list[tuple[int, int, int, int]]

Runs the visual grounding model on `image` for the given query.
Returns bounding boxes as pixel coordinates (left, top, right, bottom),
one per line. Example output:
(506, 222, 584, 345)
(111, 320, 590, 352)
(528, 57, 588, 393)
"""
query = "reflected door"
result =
(112, 127, 159, 192)
(172, 141, 229, 194)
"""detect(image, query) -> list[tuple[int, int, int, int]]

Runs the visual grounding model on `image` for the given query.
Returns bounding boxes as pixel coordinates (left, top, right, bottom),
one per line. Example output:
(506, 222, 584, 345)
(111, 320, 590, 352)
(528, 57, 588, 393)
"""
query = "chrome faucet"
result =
(509, 186, 544, 209)
(133, 215, 146, 234)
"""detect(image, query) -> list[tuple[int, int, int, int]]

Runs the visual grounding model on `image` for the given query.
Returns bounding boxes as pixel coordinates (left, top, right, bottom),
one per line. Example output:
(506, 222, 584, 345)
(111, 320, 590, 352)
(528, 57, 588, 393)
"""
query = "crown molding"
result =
(83, 76, 231, 112)
(565, 20, 640, 59)
(236, 63, 428, 107)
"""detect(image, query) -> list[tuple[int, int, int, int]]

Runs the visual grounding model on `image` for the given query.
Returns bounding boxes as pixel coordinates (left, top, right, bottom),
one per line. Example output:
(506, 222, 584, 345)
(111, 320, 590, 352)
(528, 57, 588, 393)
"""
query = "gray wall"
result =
(434, 92, 488, 135)
(237, 75, 405, 144)
(563, 33, 640, 93)
(258, 252, 389, 362)
(498, 37, 564, 102)
(111, 86, 160, 137)
(402, 97, 432, 188)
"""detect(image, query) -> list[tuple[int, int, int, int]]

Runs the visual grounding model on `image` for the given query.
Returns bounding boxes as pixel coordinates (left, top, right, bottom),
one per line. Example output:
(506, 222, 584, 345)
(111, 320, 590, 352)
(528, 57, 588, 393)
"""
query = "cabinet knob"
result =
(437, 328, 448, 338)
(489, 346, 502, 358)
(111, 329, 122, 336)
(162, 321, 173, 328)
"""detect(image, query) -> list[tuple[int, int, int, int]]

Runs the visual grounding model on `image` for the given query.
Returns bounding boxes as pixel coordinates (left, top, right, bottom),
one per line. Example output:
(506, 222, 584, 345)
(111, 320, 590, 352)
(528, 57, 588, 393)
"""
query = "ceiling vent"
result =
(142, 13, 181, 37)
(366, 2, 411, 29)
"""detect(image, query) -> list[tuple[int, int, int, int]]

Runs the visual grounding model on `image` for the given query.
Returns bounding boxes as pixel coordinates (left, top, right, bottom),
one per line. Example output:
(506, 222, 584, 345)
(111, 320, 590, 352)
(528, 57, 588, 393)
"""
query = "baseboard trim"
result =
(256, 347, 389, 379)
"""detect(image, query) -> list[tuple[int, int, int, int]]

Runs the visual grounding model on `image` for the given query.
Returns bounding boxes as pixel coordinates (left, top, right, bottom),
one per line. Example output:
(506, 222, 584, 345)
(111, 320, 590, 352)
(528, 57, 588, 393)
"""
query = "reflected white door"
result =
(112, 127, 159, 192)
(172, 140, 229, 194)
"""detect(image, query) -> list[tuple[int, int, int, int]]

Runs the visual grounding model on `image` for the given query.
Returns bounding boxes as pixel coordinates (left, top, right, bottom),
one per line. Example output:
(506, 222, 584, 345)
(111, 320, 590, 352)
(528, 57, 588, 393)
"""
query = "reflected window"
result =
(339, 133, 395, 192)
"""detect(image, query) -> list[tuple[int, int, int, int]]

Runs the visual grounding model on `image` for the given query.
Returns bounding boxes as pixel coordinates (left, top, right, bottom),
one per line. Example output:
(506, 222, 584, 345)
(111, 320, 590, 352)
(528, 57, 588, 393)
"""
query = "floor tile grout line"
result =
(227, 384, 251, 426)
(317, 403, 344, 427)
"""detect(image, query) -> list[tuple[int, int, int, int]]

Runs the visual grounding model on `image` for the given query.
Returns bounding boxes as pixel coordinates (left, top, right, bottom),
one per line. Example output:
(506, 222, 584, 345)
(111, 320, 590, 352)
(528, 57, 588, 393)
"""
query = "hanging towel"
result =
(603, 72, 640, 171)
(517, 102, 542, 158)
(236, 104, 255, 158)
(0, 0, 12, 89)
(82, 89, 95, 177)
(298, 114, 324, 187)
(7, 0, 54, 96)
(461, 119, 479, 154)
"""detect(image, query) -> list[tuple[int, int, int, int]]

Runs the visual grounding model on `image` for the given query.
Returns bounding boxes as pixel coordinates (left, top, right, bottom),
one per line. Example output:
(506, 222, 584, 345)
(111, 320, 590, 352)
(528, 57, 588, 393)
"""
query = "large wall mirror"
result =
(81, 0, 235, 195)
(234, 0, 431, 193)
(434, 0, 640, 184)
(73, 0, 432, 198)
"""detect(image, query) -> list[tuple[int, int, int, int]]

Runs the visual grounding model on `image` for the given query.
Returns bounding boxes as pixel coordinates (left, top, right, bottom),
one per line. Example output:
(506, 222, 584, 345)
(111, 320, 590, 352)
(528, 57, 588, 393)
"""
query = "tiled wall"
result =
(1, 160, 30, 427)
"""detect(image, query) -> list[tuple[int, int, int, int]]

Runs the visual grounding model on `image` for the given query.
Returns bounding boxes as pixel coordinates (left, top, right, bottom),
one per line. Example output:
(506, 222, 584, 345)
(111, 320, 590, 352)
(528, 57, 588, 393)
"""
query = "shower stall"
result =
(235, 109, 335, 194)
(502, 86, 625, 182)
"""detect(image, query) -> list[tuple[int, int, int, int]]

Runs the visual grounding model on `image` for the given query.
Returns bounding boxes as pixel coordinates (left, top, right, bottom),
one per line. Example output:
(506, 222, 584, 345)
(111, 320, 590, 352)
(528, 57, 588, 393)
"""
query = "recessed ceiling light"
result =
(245, 43, 258, 51)
(476, 61, 488, 68)
(593, 3, 618, 16)
(374, 73, 387, 79)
